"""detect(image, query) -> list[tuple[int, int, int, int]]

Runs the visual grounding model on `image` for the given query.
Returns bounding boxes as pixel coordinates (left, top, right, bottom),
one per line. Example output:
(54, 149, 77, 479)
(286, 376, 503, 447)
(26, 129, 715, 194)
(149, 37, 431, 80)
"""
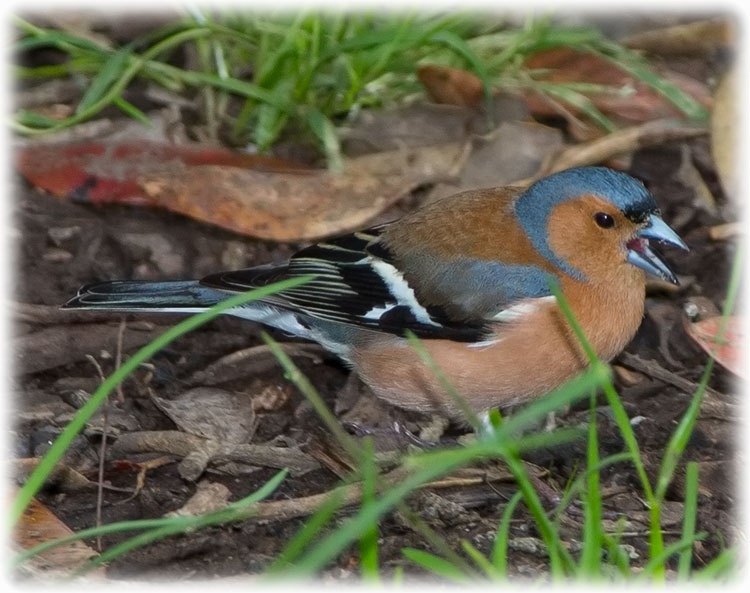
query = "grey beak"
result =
(637, 214, 689, 251)
(626, 215, 687, 285)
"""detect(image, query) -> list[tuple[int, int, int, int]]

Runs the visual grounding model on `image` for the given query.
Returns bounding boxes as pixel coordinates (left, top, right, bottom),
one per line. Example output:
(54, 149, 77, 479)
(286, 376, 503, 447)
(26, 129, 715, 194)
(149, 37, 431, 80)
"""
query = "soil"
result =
(11, 20, 740, 581)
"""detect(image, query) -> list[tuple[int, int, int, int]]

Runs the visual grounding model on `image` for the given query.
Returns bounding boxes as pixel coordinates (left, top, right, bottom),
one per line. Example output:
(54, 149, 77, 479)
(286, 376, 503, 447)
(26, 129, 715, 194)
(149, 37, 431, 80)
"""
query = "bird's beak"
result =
(626, 214, 688, 285)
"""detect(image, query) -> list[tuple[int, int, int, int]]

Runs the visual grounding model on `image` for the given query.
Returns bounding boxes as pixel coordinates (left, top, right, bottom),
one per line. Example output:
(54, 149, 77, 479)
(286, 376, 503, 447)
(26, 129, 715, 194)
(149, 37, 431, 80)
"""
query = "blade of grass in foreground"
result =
(359, 437, 380, 582)
(402, 548, 473, 584)
(71, 469, 289, 576)
(546, 276, 661, 563)
(262, 332, 362, 463)
(677, 461, 699, 579)
(283, 365, 607, 578)
(492, 490, 523, 578)
(11, 275, 314, 526)
(15, 469, 287, 568)
(655, 246, 743, 503)
(577, 388, 603, 578)
(404, 330, 481, 431)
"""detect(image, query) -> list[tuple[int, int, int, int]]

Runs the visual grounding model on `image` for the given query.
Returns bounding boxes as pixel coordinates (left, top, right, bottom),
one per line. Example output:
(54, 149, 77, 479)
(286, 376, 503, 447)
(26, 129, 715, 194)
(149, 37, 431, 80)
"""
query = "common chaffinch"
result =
(64, 166, 687, 418)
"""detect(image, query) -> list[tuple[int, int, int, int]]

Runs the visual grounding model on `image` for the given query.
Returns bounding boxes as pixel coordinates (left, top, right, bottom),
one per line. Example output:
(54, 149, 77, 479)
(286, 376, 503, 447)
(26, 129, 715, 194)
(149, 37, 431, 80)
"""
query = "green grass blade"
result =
(17, 469, 287, 569)
(72, 469, 288, 576)
(598, 48, 709, 121)
(499, 446, 575, 578)
(552, 452, 632, 526)
(287, 366, 600, 578)
(636, 533, 707, 582)
(306, 110, 344, 173)
(655, 247, 743, 502)
(693, 547, 737, 580)
(578, 389, 603, 577)
(112, 96, 151, 125)
(402, 548, 472, 583)
(265, 486, 346, 574)
(677, 461, 699, 579)
(428, 29, 495, 115)
(261, 332, 362, 463)
(77, 46, 132, 114)
(359, 437, 380, 582)
(13, 109, 59, 129)
(10, 276, 313, 526)
(491, 490, 523, 577)
(542, 85, 617, 132)
(404, 330, 481, 430)
(460, 540, 497, 580)
(15, 27, 215, 135)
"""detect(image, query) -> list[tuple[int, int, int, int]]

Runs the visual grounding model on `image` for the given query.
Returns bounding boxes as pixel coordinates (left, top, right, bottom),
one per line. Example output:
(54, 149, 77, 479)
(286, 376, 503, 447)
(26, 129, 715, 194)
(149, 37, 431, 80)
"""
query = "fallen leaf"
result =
(138, 141, 468, 241)
(427, 120, 563, 202)
(12, 458, 93, 491)
(150, 387, 257, 444)
(18, 140, 468, 241)
(522, 47, 712, 125)
(13, 495, 102, 579)
(622, 18, 734, 56)
(164, 480, 231, 517)
(417, 64, 485, 107)
(684, 315, 745, 379)
(16, 141, 308, 207)
(343, 102, 483, 155)
(415, 51, 710, 140)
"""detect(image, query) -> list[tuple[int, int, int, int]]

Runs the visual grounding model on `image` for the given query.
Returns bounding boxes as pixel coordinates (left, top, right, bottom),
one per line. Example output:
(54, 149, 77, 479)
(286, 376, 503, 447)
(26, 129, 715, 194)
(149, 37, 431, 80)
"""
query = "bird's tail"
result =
(62, 280, 229, 313)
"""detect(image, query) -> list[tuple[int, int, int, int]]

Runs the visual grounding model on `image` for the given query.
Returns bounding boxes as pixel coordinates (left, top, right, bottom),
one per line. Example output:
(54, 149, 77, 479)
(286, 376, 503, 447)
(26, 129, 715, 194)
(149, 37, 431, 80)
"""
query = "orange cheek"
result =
(546, 200, 633, 279)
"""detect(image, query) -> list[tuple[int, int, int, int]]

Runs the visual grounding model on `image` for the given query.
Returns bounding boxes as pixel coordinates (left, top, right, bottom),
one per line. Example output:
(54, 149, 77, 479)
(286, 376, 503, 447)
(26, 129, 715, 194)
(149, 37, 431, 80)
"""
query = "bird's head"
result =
(514, 166, 688, 285)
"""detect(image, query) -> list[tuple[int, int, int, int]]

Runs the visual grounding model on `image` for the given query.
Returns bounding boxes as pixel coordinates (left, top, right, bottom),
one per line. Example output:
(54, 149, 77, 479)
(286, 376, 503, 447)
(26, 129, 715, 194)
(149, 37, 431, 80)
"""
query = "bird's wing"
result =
(200, 226, 492, 342)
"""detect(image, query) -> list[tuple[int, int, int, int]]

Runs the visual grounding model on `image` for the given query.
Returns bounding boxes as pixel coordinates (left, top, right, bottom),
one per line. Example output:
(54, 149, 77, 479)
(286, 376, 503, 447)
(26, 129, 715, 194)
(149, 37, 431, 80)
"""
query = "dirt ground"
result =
(11, 17, 741, 582)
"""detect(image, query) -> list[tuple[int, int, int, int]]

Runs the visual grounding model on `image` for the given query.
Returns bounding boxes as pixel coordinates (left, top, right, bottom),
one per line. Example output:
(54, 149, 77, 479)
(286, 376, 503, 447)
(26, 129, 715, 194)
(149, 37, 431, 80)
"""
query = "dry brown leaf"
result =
(523, 47, 712, 124)
(622, 19, 734, 56)
(417, 64, 485, 107)
(165, 481, 232, 517)
(18, 139, 468, 241)
(13, 495, 102, 578)
(151, 387, 257, 444)
(138, 142, 468, 241)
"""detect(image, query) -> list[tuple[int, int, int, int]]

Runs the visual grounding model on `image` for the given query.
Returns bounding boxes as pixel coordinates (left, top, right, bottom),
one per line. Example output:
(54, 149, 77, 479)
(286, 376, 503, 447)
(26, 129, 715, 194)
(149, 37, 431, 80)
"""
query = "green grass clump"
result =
(14, 12, 707, 167)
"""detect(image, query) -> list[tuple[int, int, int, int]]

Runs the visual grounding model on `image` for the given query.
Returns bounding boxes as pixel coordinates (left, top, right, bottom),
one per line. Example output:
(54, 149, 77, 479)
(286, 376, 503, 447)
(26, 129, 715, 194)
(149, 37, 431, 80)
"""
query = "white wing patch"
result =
(368, 257, 440, 327)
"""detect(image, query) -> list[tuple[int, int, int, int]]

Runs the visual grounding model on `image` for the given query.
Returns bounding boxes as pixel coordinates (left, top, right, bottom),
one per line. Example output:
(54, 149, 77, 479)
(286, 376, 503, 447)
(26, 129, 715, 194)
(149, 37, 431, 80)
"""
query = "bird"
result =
(63, 166, 687, 419)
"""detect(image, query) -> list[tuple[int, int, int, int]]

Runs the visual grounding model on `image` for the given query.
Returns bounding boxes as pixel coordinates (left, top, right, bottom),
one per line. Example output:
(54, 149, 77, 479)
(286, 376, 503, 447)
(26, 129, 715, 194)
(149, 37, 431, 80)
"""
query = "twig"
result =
(115, 319, 126, 404)
(709, 222, 742, 241)
(527, 119, 707, 182)
(110, 431, 321, 477)
(618, 352, 727, 402)
(85, 355, 108, 553)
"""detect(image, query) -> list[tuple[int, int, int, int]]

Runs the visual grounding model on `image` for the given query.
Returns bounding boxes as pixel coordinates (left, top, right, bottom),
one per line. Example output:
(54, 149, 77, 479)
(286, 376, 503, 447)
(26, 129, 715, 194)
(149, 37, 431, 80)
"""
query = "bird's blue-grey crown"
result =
(513, 166, 660, 280)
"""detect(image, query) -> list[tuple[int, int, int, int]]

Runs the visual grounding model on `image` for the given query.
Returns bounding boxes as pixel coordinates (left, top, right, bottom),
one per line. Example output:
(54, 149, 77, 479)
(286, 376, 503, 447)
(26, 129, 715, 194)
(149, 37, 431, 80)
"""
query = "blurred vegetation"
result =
(14, 12, 707, 167)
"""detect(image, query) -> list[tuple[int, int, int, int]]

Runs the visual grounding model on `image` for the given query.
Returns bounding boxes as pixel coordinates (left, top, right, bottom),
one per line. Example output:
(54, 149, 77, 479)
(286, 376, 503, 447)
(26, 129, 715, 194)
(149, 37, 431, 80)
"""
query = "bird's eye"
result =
(594, 212, 615, 229)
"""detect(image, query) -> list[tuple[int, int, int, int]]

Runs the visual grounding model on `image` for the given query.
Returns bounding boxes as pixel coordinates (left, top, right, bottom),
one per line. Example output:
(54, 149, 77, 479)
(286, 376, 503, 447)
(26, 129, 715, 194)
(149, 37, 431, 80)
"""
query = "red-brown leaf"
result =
(15, 141, 309, 206)
(522, 47, 712, 123)
(18, 140, 467, 241)
(417, 64, 485, 107)
(684, 315, 745, 379)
